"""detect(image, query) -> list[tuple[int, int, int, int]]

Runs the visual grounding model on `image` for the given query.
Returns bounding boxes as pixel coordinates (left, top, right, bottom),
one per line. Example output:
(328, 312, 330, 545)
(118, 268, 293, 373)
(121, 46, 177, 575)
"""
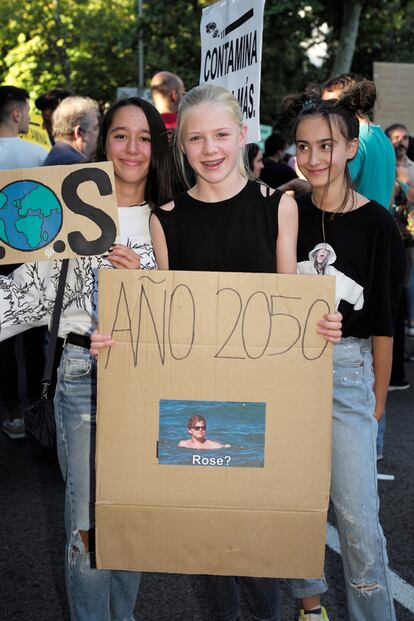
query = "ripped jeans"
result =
(290, 337, 396, 621)
(55, 343, 140, 621)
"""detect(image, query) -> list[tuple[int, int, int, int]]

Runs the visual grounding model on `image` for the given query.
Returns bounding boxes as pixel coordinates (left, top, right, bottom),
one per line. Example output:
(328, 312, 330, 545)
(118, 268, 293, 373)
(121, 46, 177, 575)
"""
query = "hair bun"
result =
(282, 93, 320, 118)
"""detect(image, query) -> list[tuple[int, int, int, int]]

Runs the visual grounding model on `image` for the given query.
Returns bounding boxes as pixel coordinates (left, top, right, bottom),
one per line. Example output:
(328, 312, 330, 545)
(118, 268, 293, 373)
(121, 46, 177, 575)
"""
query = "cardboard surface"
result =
(96, 270, 335, 578)
(0, 162, 118, 265)
(374, 62, 414, 132)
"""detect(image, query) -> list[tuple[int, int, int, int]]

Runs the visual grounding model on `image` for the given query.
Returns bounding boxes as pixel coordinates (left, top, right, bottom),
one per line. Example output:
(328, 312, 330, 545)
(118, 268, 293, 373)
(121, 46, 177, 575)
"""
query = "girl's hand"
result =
(90, 329, 114, 356)
(317, 311, 342, 343)
(106, 244, 141, 269)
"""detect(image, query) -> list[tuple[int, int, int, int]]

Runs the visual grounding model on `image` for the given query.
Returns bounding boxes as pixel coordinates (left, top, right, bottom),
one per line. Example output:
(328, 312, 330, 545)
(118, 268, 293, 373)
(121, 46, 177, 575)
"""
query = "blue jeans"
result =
(376, 414, 386, 457)
(55, 343, 141, 621)
(202, 575, 281, 621)
(290, 337, 396, 621)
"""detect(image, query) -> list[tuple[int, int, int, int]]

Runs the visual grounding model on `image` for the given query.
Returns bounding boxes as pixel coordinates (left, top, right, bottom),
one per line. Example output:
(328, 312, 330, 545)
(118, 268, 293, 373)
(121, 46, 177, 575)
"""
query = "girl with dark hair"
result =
(284, 93, 405, 621)
(246, 142, 264, 177)
(0, 97, 172, 620)
(321, 74, 396, 210)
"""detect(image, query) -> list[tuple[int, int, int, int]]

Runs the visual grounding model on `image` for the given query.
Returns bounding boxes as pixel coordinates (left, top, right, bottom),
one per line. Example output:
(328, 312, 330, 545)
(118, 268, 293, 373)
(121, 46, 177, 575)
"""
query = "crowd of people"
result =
(0, 68, 411, 621)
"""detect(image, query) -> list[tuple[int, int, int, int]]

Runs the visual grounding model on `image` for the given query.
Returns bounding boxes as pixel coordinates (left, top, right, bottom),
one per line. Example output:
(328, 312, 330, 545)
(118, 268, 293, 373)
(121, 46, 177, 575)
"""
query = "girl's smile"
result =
(182, 102, 247, 188)
(295, 115, 357, 194)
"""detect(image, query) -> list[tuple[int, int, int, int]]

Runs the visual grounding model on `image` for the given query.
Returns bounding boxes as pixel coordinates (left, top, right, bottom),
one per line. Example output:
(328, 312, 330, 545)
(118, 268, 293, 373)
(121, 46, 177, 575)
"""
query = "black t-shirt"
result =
(260, 159, 297, 188)
(153, 180, 281, 273)
(296, 193, 405, 338)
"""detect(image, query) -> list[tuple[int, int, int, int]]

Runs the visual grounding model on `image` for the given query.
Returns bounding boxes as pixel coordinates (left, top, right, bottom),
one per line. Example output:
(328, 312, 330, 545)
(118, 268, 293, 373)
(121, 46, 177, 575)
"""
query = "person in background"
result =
(150, 71, 185, 137)
(35, 87, 71, 144)
(43, 96, 100, 165)
(260, 131, 298, 188)
(385, 123, 414, 191)
(246, 142, 264, 178)
(0, 85, 48, 167)
(384, 123, 414, 391)
(0, 85, 48, 440)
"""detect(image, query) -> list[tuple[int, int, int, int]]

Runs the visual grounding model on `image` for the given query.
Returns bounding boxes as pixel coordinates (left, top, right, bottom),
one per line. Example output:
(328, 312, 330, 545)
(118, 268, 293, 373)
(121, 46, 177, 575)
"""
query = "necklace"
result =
(312, 189, 357, 244)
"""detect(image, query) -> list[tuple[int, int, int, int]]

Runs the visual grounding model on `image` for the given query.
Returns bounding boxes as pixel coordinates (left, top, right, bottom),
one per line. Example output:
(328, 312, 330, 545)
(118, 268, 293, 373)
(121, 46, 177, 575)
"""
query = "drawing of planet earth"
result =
(0, 180, 62, 251)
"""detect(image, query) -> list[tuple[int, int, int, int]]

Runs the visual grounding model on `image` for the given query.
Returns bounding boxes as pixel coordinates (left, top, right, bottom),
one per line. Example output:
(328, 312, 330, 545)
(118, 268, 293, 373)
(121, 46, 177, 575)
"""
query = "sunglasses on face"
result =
(192, 425, 206, 431)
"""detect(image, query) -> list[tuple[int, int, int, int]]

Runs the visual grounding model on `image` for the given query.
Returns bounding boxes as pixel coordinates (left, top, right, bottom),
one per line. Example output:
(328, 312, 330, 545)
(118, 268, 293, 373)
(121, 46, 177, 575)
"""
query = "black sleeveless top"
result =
(153, 180, 281, 273)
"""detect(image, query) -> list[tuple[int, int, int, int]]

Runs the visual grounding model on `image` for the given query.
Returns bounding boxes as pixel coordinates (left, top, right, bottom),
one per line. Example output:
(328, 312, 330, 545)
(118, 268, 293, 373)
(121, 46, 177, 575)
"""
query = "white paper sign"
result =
(200, 0, 266, 142)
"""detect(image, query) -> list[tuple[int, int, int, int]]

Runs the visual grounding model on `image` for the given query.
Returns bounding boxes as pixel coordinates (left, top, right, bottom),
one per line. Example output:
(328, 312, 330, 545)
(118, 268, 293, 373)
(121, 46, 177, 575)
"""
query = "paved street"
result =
(1, 356, 413, 620)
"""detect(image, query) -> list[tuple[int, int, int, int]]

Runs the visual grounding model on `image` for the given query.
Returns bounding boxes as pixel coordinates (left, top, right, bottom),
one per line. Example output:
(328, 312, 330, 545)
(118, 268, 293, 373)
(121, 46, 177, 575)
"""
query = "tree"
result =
(0, 0, 140, 103)
(330, 0, 364, 76)
(0, 0, 413, 124)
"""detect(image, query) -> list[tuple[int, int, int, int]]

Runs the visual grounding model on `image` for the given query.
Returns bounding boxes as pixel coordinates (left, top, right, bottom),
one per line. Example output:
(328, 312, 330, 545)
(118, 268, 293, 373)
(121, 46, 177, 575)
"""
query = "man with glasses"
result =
(178, 415, 231, 450)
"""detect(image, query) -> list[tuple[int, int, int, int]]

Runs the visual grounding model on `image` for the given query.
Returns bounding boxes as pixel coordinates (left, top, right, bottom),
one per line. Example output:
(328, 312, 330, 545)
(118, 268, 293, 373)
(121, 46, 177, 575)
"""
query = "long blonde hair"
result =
(174, 84, 249, 188)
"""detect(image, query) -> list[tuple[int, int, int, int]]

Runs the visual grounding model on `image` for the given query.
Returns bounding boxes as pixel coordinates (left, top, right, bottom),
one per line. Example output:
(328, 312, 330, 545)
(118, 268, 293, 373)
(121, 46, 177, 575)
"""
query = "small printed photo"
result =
(157, 399, 266, 468)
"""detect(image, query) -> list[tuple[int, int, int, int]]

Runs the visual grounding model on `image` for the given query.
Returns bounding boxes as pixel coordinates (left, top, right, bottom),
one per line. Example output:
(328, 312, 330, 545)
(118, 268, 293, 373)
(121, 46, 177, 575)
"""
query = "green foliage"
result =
(0, 0, 413, 129)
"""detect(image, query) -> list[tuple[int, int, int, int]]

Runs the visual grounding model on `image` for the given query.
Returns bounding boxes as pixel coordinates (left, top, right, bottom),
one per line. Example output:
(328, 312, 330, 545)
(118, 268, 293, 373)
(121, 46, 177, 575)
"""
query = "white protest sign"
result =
(200, 0, 266, 142)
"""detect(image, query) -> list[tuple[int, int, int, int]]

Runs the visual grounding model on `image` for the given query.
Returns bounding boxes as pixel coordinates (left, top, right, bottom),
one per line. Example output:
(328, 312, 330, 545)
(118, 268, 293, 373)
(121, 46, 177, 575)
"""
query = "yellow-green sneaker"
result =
(298, 606, 329, 621)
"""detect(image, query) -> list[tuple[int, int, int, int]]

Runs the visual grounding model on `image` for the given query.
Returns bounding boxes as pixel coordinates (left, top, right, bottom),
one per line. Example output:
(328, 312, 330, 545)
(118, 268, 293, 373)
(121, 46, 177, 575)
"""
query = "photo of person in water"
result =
(178, 415, 231, 450)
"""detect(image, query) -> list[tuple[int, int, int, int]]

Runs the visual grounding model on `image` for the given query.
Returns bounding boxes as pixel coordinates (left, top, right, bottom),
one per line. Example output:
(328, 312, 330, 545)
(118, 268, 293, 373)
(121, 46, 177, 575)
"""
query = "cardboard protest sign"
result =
(96, 269, 335, 578)
(200, 0, 266, 142)
(373, 62, 414, 132)
(0, 162, 118, 265)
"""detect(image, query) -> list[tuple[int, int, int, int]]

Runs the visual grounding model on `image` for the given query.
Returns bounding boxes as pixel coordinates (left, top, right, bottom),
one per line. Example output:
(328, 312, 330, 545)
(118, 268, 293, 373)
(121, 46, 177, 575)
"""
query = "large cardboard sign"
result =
(374, 62, 414, 132)
(200, 0, 266, 142)
(96, 269, 335, 578)
(0, 162, 118, 265)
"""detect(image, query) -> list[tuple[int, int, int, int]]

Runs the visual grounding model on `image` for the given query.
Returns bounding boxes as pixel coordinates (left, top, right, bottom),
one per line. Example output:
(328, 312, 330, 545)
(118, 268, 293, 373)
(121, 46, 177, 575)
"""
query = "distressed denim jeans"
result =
(202, 575, 281, 621)
(55, 343, 141, 621)
(290, 337, 396, 621)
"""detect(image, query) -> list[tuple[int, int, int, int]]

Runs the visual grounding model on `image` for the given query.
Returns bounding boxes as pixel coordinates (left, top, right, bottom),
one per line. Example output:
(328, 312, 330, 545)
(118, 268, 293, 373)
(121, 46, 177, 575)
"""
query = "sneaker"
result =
(2, 417, 26, 439)
(377, 452, 384, 461)
(298, 606, 330, 621)
(388, 380, 410, 392)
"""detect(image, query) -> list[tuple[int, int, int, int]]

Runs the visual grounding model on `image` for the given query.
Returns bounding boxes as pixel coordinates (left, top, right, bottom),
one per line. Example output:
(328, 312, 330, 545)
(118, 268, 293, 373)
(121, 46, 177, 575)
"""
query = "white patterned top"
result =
(0, 203, 156, 340)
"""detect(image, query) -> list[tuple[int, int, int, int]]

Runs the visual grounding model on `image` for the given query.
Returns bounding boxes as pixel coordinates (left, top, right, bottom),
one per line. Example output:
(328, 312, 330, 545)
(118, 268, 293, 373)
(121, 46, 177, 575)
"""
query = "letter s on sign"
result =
(62, 167, 117, 256)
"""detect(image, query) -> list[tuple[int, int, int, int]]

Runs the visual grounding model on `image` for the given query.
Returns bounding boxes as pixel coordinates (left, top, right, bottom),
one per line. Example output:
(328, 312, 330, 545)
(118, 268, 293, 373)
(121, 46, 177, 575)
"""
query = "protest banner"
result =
(0, 162, 118, 265)
(200, 0, 266, 142)
(22, 113, 51, 150)
(96, 269, 335, 578)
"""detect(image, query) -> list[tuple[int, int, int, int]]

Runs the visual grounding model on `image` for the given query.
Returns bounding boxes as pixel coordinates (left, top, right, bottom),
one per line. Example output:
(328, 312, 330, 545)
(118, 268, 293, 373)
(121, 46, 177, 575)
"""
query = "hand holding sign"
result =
(106, 243, 141, 270)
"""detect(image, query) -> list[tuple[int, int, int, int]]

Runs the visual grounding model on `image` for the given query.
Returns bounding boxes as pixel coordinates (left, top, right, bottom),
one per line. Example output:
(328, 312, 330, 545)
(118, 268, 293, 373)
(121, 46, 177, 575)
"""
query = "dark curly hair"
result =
(321, 73, 376, 116)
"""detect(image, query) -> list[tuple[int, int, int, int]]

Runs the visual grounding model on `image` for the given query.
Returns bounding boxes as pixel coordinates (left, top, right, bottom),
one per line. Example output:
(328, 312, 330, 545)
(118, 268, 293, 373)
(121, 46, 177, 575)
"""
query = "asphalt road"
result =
(1, 356, 413, 621)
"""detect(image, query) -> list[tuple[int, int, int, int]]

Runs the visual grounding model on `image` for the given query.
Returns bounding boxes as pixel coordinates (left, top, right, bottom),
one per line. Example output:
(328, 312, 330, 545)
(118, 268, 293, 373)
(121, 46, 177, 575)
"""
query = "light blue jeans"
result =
(290, 337, 396, 621)
(55, 343, 141, 621)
